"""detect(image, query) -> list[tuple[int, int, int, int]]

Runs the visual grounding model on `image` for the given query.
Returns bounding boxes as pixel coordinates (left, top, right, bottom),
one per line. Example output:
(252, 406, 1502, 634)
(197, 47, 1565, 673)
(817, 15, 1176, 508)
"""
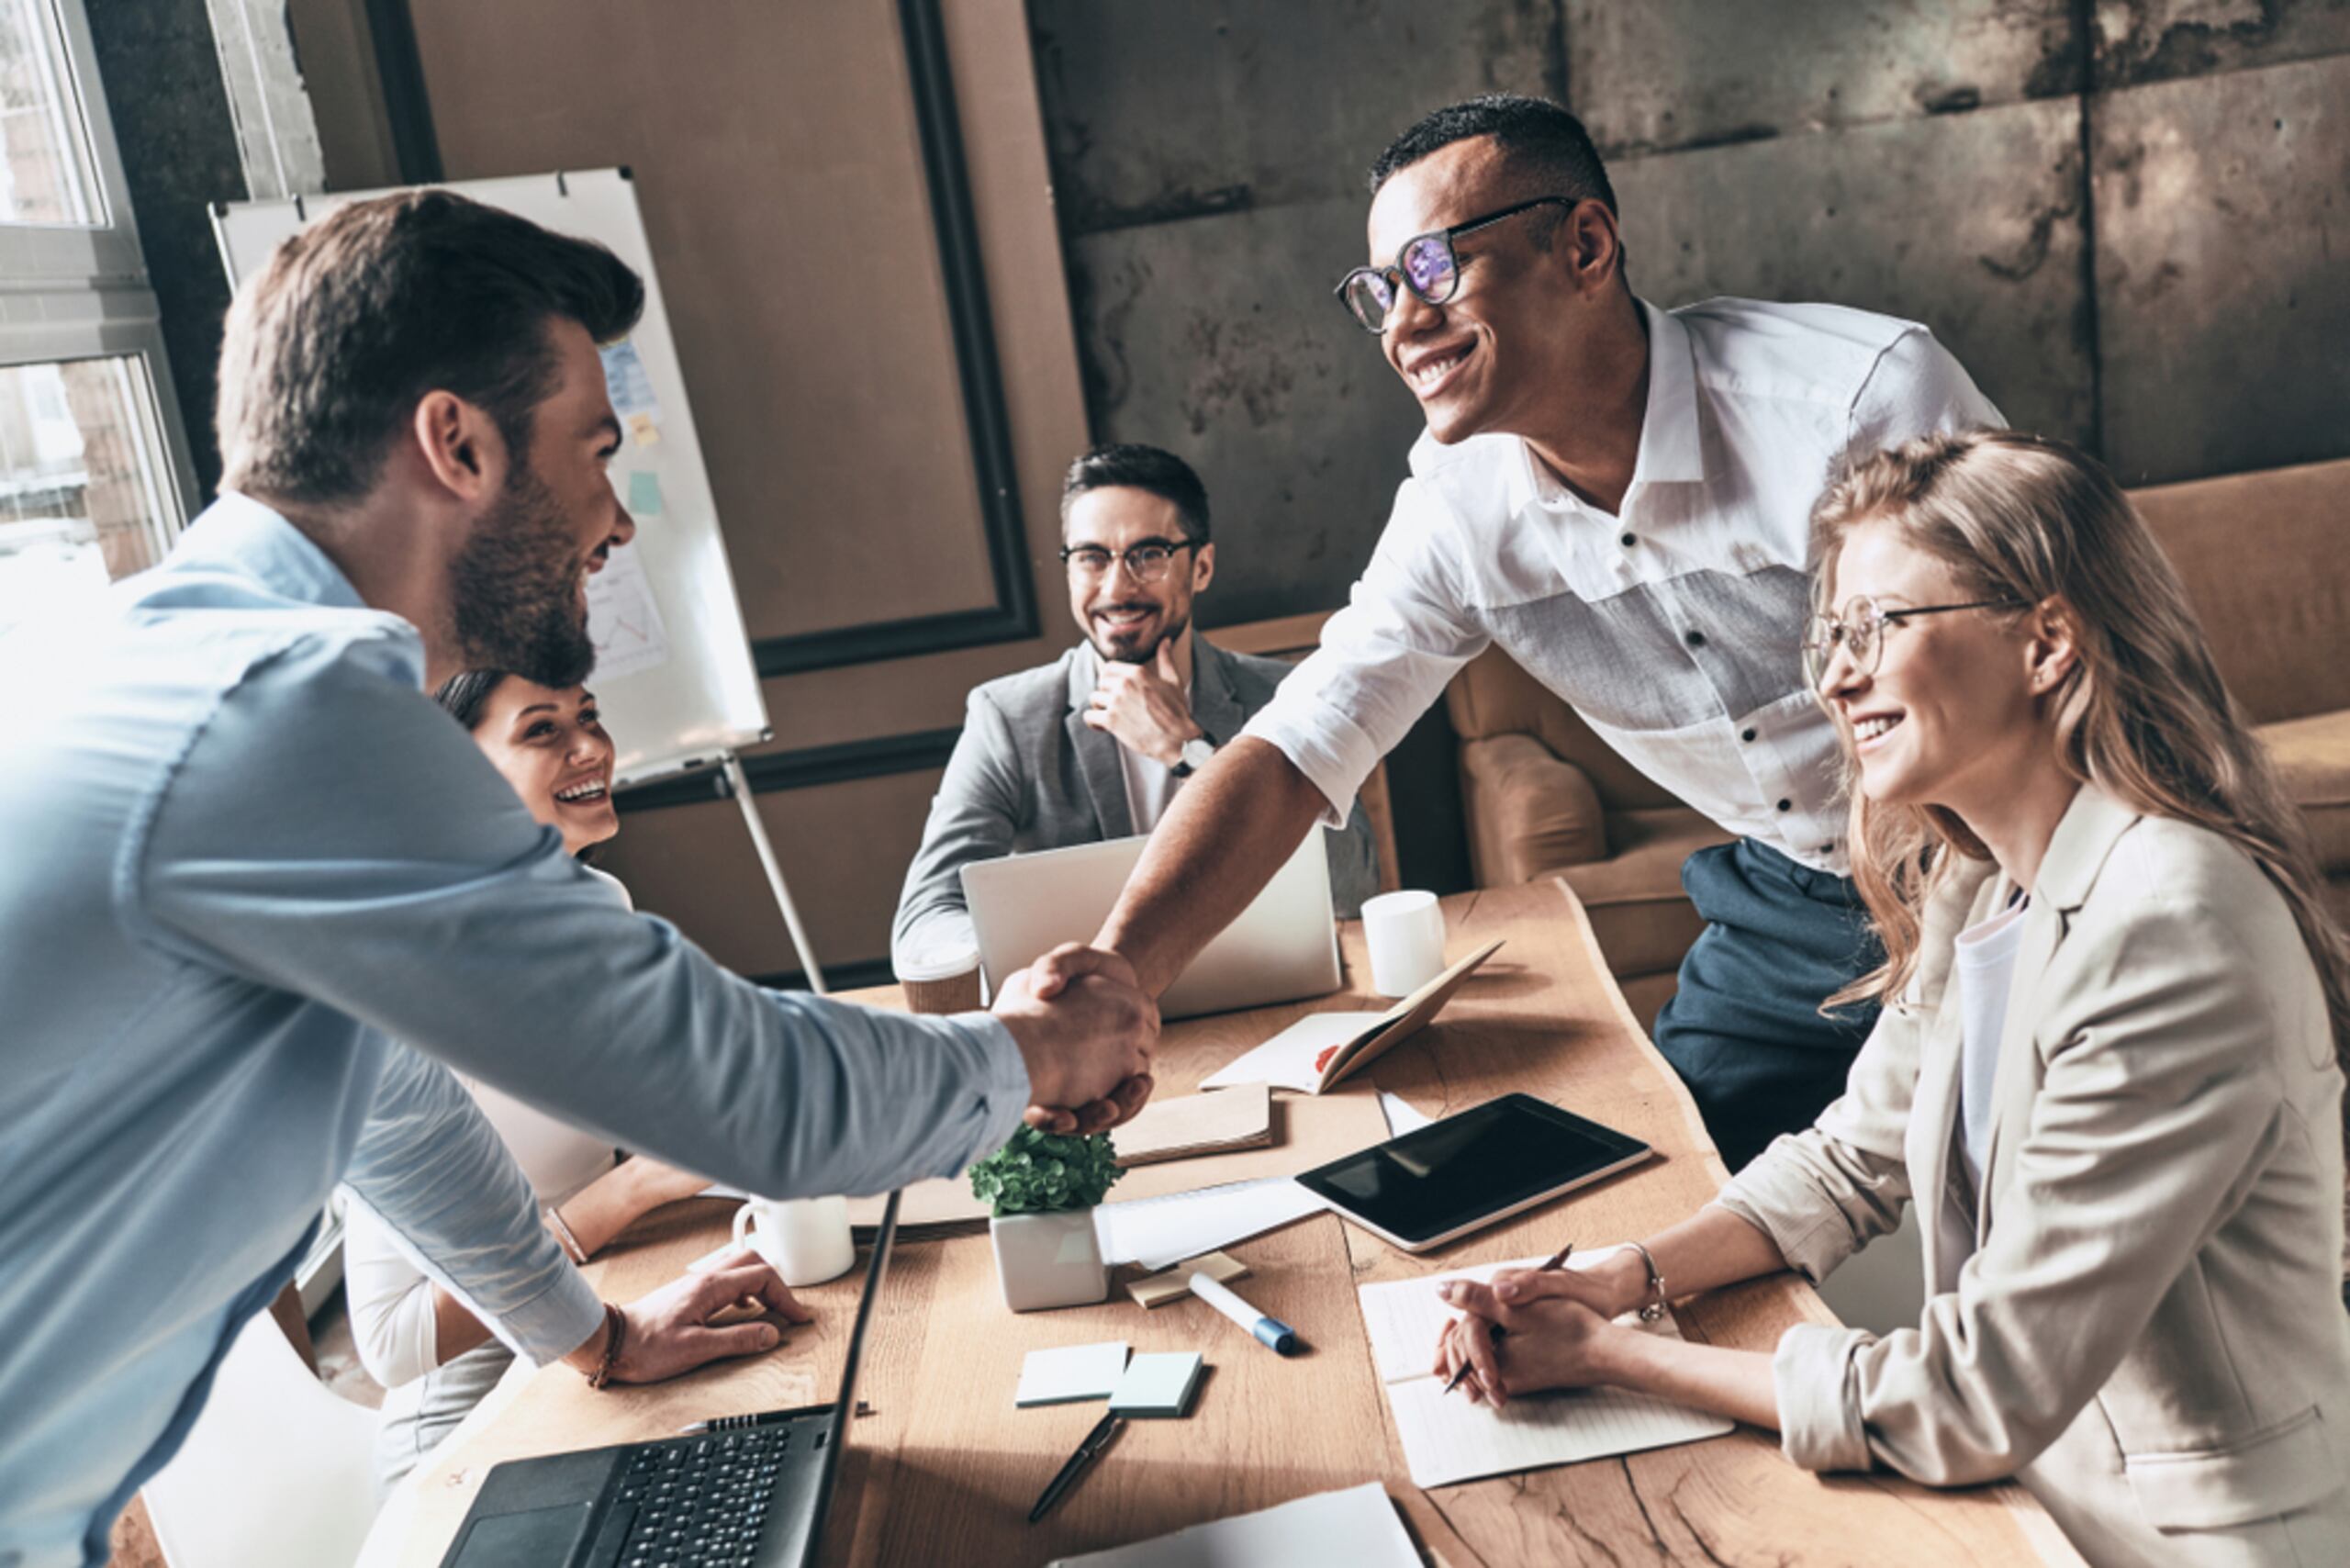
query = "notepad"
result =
(1113, 1084, 1274, 1167)
(1202, 939, 1504, 1094)
(1016, 1341, 1130, 1407)
(1107, 1350, 1203, 1417)
(1046, 1482, 1416, 1567)
(1356, 1248, 1734, 1488)
(1125, 1250, 1249, 1309)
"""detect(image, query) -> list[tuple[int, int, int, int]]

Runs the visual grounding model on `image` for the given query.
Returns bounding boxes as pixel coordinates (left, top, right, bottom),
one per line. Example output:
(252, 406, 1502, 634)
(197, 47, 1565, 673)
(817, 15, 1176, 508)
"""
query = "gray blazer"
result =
(1717, 787, 2350, 1567)
(891, 637, 1381, 973)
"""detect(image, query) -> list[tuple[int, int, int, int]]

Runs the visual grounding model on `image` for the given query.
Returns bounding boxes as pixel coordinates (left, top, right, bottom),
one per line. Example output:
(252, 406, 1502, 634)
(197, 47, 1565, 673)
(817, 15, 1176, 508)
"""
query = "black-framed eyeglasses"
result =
(1802, 594, 2027, 689)
(1058, 537, 1200, 584)
(1333, 196, 1578, 334)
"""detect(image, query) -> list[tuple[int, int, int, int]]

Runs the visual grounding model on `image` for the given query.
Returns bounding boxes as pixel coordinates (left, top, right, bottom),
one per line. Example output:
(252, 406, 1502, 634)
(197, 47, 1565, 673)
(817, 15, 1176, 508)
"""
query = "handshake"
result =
(990, 943, 1161, 1136)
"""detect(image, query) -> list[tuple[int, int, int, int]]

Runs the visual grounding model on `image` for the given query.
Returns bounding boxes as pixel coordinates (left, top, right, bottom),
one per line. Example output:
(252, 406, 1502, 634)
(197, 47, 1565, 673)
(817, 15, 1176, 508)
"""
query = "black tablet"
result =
(1294, 1093, 1653, 1252)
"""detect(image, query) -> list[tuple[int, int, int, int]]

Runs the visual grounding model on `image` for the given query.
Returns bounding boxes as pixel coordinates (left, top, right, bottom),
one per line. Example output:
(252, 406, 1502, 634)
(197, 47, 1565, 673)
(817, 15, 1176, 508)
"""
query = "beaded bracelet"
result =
(1628, 1240, 1668, 1323)
(585, 1302, 626, 1390)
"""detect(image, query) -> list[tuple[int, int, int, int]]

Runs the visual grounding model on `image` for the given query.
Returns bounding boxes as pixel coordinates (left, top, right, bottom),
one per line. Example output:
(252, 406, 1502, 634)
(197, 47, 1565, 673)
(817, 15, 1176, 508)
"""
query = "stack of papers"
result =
(1356, 1249, 1734, 1488)
(1091, 1178, 1327, 1272)
(1106, 1351, 1204, 1418)
(1046, 1482, 1416, 1567)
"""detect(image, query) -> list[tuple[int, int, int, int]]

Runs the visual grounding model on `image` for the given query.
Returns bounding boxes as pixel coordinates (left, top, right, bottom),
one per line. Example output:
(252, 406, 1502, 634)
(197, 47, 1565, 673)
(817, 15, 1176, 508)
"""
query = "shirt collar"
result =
(173, 491, 371, 612)
(1505, 296, 1707, 516)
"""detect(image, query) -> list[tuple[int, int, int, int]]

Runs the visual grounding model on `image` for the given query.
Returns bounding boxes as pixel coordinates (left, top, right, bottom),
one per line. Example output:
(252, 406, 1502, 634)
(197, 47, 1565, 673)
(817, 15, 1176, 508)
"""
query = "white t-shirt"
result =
(1938, 896, 2031, 1291)
(341, 865, 632, 1392)
(1077, 643, 1195, 835)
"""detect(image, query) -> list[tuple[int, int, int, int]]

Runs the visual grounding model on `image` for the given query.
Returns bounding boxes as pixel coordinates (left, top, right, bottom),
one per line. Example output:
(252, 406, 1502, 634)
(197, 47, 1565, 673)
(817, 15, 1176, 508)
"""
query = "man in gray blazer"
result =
(893, 445, 1381, 977)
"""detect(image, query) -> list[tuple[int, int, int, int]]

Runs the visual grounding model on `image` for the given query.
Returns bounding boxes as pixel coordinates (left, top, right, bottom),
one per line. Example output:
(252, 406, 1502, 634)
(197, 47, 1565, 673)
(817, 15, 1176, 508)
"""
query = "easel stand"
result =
(721, 752, 827, 994)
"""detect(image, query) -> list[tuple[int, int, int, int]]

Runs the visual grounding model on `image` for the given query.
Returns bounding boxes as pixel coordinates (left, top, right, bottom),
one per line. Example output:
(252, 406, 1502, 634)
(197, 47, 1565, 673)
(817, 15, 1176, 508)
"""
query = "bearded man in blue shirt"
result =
(0, 191, 1154, 1567)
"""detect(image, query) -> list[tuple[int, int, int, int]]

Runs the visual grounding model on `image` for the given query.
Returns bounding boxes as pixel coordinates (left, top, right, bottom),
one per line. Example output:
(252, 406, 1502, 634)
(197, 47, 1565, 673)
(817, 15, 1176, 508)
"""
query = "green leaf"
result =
(967, 1125, 1127, 1216)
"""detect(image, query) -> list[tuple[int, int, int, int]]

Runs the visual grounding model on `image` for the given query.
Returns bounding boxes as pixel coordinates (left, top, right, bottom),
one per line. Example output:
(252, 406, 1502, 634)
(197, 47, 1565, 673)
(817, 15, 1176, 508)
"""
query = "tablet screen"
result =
(1293, 1094, 1651, 1248)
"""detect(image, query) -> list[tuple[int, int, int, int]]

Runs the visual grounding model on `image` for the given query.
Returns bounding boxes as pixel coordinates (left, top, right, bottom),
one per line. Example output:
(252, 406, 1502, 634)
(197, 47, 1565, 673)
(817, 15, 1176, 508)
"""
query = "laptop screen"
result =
(795, 1186, 900, 1565)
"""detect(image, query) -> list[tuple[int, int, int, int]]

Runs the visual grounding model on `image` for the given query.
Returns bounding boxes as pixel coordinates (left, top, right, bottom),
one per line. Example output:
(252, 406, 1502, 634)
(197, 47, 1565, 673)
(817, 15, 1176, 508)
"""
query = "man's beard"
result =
(1099, 605, 1189, 666)
(447, 460, 598, 688)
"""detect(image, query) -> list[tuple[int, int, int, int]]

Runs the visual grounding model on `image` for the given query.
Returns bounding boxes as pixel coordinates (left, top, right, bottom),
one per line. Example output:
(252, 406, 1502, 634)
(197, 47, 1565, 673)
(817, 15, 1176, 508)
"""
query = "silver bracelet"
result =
(546, 1205, 588, 1265)
(1628, 1240, 1667, 1322)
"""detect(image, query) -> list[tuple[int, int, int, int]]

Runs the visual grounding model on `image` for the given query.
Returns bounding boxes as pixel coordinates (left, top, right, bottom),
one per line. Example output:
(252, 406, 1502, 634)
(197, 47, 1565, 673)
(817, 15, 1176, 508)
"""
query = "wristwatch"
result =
(1170, 734, 1216, 778)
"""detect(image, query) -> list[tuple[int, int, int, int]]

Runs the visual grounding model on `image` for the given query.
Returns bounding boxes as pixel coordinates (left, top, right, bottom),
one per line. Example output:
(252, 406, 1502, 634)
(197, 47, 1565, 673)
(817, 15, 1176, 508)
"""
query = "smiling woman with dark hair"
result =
(341, 672, 771, 1489)
(1431, 431, 2350, 1566)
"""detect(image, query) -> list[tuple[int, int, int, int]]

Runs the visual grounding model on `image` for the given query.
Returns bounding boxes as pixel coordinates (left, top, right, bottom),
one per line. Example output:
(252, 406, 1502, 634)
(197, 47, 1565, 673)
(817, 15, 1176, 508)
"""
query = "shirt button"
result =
(1619, 532, 1636, 549)
(1740, 727, 1757, 743)
(1684, 629, 1706, 648)
(1776, 799, 1793, 812)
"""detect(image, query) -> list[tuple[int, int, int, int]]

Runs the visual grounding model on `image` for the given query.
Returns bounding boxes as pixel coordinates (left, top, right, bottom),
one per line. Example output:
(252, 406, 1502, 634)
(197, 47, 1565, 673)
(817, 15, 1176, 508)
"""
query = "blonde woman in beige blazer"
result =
(1435, 431, 2350, 1568)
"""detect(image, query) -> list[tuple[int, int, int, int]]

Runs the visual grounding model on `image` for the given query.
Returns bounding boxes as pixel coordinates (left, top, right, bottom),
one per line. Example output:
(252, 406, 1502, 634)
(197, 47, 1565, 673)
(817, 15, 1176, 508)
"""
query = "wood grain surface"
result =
(388, 881, 2083, 1568)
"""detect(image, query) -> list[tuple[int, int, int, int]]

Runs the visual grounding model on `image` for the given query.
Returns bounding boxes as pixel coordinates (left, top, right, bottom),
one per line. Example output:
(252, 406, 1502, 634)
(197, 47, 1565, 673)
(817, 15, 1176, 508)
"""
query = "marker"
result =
(1187, 1271, 1302, 1355)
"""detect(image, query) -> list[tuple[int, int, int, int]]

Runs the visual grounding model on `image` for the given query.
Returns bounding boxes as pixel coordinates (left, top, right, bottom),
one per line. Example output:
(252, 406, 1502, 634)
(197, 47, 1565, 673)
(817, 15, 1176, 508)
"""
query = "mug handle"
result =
(732, 1202, 756, 1249)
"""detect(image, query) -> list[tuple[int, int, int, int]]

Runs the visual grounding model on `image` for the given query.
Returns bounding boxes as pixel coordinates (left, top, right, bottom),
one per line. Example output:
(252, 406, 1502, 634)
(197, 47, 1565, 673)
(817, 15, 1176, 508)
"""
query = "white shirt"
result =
(1243, 297, 2002, 875)
(1954, 897, 2031, 1192)
(341, 866, 635, 1391)
(1076, 642, 1193, 835)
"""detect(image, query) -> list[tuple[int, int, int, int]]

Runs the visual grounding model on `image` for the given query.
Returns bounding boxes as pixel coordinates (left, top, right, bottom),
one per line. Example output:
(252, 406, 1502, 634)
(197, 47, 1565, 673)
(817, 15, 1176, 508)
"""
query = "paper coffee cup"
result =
(897, 937, 982, 1015)
(1361, 890, 1446, 997)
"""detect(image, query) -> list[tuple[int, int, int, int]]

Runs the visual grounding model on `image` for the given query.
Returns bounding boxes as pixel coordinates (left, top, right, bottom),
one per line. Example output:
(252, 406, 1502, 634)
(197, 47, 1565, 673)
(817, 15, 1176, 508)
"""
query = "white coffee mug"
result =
(1361, 889, 1447, 996)
(732, 1194, 856, 1287)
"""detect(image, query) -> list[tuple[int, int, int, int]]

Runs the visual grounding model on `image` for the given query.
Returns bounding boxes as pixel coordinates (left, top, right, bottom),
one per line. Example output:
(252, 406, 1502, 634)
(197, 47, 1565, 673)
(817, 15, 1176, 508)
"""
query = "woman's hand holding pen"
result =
(1430, 1261, 1635, 1408)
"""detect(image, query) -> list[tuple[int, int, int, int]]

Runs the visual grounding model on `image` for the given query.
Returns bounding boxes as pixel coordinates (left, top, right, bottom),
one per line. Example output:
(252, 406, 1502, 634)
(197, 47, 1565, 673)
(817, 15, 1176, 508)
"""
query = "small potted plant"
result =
(969, 1126, 1125, 1312)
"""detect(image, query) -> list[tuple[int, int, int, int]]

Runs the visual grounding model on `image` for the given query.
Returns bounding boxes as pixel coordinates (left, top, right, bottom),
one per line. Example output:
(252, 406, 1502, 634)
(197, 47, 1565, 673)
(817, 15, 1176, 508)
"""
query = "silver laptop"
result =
(961, 830, 1341, 1020)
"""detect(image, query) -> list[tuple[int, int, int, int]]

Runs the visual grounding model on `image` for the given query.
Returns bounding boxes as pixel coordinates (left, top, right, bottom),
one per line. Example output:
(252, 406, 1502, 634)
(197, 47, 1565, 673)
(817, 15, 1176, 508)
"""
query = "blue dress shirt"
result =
(0, 495, 1030, 1567)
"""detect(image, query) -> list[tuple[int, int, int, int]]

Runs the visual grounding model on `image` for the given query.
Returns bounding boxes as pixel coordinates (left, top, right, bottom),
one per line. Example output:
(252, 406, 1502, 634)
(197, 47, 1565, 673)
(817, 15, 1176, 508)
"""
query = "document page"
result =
(1047, 1482, 1417, 1567)
(1357, 1249, 1733, 1489)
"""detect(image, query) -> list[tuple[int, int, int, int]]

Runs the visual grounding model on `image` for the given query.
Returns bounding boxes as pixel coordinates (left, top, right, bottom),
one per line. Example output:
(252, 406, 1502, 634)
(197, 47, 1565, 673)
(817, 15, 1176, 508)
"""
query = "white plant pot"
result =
(990, 1208, 1108, 1312)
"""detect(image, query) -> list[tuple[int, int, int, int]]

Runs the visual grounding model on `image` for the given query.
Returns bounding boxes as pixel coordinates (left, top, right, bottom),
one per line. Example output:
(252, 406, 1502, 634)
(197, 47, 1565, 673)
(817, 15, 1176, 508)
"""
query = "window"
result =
(0, 0, 196, 642)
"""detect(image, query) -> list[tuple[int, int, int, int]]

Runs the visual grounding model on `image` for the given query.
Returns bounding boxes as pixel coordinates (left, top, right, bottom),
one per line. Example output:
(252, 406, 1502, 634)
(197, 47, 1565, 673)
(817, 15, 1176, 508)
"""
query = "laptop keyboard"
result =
(612, 1426, 809, 1567)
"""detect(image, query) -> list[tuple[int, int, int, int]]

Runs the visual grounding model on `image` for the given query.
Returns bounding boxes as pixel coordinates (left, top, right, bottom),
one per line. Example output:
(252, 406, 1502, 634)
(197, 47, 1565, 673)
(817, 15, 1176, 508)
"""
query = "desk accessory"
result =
(1360, 890, 1447, 994)
(1355, 1247, 1731, 1488)
(1028, 1412, 1123, 1524)
(974, 1126, 1125, 1312)
(733, 1194, 856, 1287)
(1201, 939, 1505, 1095)
(1187, 1272, 1300, 1355)
(1113, 1084, 1273, 1166)
(1125, 1250, 1249, 1308)
(1439, 1242, 1571, 1395)
(1016, 1342, 1130, 1407)
(1106, 1351, 1204, 1418)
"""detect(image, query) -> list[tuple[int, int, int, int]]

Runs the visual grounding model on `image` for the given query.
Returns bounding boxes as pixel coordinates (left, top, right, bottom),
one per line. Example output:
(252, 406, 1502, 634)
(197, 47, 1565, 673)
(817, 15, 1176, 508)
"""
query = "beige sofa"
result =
(1447, 457, 2350, 1029)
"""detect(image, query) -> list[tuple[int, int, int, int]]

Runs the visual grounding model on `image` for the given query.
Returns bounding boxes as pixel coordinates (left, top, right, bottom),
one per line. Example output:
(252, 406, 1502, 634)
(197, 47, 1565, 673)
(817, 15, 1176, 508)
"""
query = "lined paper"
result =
(1356, 1249, 1733, 1489)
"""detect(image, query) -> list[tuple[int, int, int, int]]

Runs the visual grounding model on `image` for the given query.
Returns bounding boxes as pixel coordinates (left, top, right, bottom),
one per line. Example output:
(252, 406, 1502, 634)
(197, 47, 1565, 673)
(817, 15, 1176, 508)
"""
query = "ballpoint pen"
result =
(1440, 1241, 1573, 1397)
(1029, 1410, 1123, 1523)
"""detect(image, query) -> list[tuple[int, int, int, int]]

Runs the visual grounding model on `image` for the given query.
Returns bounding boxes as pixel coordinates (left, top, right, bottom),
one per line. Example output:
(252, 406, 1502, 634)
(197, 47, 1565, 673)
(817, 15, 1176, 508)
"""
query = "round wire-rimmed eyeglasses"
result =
(1801, 595, 2027, 689)
(1333, 196, 1579, 334)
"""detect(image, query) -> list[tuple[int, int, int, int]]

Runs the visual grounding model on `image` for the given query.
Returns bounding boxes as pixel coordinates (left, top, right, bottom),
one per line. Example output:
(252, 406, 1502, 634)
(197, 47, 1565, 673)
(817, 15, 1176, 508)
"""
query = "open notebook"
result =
(1356, 1248, 1734, 1489)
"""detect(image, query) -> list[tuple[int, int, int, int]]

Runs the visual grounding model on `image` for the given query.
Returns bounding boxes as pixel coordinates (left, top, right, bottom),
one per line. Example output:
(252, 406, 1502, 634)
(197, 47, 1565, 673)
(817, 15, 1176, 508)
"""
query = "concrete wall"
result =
(1035, 0, 2350, 628)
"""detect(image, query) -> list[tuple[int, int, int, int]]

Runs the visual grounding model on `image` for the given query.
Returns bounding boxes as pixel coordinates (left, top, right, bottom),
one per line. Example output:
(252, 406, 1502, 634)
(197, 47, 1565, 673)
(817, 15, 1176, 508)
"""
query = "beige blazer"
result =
(1717, 786, 2350, 1568)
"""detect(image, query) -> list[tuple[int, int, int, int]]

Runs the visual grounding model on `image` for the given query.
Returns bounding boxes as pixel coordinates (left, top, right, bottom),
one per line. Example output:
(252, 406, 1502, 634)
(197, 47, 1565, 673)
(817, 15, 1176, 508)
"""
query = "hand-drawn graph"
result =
(587, 541, 672, 682)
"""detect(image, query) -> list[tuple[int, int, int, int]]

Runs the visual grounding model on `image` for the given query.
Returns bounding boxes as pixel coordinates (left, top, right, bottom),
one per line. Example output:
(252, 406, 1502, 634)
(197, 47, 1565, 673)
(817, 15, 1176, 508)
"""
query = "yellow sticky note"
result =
(628, 411, 661, 446)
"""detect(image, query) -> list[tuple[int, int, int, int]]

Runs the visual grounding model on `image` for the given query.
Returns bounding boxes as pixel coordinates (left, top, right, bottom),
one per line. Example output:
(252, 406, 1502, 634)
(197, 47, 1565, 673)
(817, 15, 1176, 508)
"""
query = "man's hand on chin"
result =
(992, 942, 1158, 1136)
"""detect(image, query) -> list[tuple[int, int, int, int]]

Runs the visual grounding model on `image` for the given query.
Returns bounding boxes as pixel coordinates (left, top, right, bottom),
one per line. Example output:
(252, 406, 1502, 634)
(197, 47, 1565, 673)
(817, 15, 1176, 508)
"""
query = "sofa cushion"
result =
(2257, 709, 2350, 878)
(1561, 808, 1729, 978)
(1459, 733, 1606, 884)
(2130, 460, 2350, 727)
(1446, 645, 1684, 810)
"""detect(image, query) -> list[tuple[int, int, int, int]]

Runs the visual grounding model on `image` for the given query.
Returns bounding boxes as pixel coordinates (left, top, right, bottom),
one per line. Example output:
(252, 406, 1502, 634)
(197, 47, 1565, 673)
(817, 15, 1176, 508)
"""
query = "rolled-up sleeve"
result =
(341, 1045, 602, 1369)
(127, 633, 1035, 1202)
(1244, 481, 1488, 825)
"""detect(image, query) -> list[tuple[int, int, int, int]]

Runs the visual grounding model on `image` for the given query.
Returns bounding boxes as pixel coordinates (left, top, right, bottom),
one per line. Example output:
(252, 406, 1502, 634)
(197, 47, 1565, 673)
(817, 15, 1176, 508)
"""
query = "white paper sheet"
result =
(1356, 1249, 1734, 1489)
(585, 541, 672, 681)
(1092, 1178, 1327, 1271)
(1379, 1092, 1435, 1136)
(1199, 1012, 1385, 1092)
(1047, 1481, 1417, 1568)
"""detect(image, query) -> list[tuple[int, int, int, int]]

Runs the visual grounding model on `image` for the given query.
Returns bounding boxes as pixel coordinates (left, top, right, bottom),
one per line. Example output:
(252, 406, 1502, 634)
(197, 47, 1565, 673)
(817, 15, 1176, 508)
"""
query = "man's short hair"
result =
(1368, 94, 1618, 234)
(216, 190, 645, 505)
(1060, 443, 1211, 546)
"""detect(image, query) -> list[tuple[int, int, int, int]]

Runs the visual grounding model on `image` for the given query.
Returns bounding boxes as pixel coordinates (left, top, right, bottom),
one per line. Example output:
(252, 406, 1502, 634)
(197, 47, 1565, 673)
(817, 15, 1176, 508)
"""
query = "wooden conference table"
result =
(386, 880, 2083, 1567)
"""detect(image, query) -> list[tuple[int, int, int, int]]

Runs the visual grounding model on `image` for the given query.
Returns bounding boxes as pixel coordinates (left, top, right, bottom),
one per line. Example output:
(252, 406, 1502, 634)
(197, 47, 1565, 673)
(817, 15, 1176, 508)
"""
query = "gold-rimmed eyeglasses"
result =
(1801, 594, 2025, 689)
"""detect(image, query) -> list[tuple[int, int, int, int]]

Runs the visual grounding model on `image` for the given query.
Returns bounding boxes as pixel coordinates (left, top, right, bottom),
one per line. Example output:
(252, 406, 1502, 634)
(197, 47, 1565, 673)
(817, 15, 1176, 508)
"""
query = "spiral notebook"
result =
(1355, 1248, 1734, 1488)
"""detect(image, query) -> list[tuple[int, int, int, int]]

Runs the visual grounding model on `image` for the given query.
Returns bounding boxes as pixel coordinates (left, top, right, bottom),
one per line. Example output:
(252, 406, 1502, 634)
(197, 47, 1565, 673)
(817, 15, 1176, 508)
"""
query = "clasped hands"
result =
(993, 942, 1159, 1136)
(1429, 1248, 1652, 1407)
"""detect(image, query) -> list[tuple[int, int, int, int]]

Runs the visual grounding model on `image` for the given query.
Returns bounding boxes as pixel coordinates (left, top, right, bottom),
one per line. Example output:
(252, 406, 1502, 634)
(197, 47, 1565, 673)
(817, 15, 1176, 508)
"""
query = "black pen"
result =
(1028, 1411, 1122, 1524)
(1441, 1241, 1574, 1396)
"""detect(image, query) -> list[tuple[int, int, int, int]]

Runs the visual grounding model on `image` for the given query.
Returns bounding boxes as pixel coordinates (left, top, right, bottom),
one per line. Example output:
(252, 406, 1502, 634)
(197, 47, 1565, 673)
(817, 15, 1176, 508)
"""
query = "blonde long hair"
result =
(1813, 431, 2349, 1092)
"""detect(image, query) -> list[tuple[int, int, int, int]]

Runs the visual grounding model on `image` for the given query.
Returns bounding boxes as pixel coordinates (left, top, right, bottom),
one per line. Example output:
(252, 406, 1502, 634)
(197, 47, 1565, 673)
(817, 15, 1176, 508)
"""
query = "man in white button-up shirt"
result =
(1069, 95, 2001, 1169)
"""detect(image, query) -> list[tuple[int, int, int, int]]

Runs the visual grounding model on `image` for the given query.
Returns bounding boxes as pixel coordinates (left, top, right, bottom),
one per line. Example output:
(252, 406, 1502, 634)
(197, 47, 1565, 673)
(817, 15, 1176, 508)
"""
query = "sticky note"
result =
(628, 411, 661, 446)
(1015, 1341, 1129, 1407)
(627, 470, 663, 517)
(1107, 1350, 1203, 1417)
(1126, 1250, 1249, 1309)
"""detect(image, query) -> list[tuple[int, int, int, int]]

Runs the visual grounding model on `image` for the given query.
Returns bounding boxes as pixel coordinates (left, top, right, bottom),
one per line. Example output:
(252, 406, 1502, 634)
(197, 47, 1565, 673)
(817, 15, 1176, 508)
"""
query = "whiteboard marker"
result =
(1187, 1271, 1302, 1355)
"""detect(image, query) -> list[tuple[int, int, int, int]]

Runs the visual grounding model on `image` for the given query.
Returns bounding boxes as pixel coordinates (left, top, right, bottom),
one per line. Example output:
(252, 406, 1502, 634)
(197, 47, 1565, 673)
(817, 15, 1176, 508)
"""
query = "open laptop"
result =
(961, 829, 1341, 1020)
(435, 1193, 902, 1568)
